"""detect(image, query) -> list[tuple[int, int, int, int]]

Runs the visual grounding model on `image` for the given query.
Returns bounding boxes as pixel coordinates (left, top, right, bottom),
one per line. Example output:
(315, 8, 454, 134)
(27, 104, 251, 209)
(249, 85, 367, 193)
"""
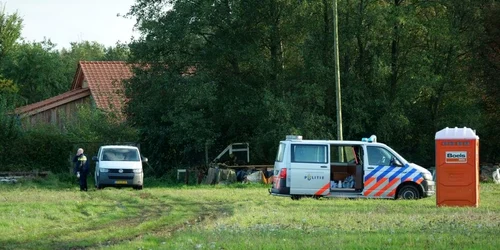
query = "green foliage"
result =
(0, 4, 22, 105)
(0, 123, 72, 172)
(0, 75, 17, 94)
(0, 104, 139, 173)
(1, 40, 68, 104)
(0, 97, 21, 165)
(474, 2, 500, 163)
(19, 125, 72, 172)
(64, 105, 138, 143)
(103, 41, 130, 61)
(0, 4, 22, 58)
(125, 67, 216, 166)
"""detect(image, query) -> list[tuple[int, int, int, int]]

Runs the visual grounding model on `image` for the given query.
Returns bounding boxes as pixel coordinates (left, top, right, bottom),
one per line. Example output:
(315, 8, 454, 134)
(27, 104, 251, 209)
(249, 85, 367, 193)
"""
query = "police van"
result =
(270, 135, 435, 200)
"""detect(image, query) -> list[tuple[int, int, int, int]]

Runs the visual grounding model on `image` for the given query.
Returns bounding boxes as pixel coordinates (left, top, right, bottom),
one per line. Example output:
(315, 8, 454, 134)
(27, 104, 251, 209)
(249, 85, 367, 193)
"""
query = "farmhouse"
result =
(14, 61, 132, 128)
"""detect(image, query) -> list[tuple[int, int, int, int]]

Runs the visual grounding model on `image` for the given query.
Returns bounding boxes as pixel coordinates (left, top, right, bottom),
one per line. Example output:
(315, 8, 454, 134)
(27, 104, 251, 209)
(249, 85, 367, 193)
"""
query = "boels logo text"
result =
(304, 174, 324, 181)
(445, 151, 467, 163)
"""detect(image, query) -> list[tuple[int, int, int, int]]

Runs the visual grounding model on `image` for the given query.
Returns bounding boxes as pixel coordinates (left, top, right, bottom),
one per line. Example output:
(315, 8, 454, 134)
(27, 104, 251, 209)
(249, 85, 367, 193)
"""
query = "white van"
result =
(270, 135, 435, 200)
(92, 145, 147, 190)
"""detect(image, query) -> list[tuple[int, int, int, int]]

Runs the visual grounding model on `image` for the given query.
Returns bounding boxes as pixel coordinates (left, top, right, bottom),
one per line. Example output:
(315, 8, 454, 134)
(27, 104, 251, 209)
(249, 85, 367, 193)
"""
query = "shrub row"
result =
(0, 125, 72, 172)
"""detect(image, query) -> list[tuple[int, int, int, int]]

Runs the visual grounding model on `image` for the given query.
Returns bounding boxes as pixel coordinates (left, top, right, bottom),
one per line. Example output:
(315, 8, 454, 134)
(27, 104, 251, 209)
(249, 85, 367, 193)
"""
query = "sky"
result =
(2, 0, 138, 50)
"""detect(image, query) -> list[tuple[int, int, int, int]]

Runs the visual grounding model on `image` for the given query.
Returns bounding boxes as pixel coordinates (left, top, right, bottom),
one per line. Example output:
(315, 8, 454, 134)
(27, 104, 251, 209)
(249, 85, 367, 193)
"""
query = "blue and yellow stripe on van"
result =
(363, 164, 423, 198)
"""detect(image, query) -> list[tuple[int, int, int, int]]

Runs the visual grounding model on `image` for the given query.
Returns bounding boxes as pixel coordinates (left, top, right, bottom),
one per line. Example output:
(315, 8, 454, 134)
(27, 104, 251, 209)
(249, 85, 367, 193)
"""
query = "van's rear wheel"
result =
(291, 195, 302, 200)
(397, 185, 420, 199)
(133, 185, 143, 190)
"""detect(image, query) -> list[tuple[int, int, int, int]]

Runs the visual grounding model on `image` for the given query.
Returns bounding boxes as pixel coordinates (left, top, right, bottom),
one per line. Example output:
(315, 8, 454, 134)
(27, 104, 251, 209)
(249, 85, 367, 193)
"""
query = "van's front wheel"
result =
(397, 185, 420, 199)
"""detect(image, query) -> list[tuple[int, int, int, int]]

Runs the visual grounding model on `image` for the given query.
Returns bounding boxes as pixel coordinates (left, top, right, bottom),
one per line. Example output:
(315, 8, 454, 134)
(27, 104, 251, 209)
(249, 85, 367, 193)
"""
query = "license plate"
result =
(115, 180, 127, 184)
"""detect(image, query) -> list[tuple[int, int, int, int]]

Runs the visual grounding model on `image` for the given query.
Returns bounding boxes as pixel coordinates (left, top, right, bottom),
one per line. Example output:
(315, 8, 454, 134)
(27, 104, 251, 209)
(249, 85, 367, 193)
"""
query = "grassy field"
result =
(1, 176, 500, 250)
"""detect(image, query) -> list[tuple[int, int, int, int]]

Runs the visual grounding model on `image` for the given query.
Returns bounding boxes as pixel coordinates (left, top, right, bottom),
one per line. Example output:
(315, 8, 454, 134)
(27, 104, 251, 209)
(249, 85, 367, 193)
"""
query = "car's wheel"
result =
(397, 185, 420, 199)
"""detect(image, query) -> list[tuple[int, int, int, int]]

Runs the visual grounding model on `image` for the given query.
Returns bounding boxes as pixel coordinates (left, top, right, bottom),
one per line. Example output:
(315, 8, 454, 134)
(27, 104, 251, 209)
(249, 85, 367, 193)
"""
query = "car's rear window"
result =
(101, 148, 140, 161)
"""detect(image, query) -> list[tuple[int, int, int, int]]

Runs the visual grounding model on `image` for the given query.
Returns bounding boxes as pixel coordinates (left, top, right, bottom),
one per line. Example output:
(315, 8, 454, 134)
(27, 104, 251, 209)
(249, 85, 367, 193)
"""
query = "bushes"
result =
(0, 124, 72, 172)
(22, 125, 73, 172)
(0, 106, 139, 173)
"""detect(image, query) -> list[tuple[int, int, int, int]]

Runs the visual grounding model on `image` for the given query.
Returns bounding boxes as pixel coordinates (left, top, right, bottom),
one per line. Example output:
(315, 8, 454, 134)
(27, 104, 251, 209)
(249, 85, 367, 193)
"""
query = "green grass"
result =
(1, 177, 500, 249)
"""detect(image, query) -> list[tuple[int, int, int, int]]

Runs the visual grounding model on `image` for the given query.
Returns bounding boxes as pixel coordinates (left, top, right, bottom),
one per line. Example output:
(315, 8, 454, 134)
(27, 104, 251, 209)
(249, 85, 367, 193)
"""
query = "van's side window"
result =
(291, 144, 328, 163)
(367, 146, 395, 166)
(331, 145, 359, 164)
(275, 143, 286, 162)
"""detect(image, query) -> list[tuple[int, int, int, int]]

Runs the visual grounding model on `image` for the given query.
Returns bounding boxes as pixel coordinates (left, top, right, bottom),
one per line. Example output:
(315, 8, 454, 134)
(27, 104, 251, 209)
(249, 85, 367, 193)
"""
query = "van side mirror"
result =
(390, 157, 402, 167)
(141, 156, 148, 163)
(92, 156, 98, 161)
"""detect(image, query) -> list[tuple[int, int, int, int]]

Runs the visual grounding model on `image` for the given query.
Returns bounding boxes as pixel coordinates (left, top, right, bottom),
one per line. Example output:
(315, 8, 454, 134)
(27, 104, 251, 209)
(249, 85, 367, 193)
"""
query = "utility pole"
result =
(333, 0, 343, 141)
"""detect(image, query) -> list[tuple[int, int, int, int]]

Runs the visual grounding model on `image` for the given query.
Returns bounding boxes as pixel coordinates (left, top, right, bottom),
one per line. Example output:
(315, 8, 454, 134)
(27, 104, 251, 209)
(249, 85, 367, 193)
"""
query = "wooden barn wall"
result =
(22, 97, 91, 129)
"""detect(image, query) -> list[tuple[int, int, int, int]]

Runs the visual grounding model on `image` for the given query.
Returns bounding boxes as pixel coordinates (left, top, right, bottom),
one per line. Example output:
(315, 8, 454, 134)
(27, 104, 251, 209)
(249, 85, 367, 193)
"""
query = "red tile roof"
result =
(14, 88, 91, 116)
(15, 61, 132, 120)
(72, 61, 133, 116)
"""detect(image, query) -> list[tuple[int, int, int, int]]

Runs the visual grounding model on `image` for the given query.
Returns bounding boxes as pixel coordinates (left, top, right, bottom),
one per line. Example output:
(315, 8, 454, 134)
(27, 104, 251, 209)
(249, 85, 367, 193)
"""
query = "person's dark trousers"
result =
(79, 169, 89, 191)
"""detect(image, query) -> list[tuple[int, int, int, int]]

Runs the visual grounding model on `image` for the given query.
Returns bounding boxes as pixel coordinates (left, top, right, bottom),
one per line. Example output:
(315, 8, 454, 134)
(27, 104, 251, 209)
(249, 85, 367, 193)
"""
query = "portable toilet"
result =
(435, 127, 479, 207)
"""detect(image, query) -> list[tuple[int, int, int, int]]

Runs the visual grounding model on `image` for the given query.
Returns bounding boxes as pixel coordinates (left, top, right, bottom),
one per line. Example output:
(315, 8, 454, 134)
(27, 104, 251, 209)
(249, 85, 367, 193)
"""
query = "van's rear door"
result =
(289, 143, 330, 195)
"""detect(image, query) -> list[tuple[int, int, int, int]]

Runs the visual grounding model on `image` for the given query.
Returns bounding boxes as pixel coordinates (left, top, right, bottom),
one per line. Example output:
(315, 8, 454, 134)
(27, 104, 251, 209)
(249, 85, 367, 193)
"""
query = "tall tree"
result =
(1, 40, 67, 104)
(476, 1, 500, 162)
(0, 3, 22, 158)
(0, 4, 22, 59)
(0, 3, 22, 103)
(103, 42, 130, 61)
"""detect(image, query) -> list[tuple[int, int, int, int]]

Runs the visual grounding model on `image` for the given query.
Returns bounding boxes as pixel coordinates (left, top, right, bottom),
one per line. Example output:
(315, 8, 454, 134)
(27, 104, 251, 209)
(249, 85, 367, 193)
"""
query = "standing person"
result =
(73, 148, 89, 191)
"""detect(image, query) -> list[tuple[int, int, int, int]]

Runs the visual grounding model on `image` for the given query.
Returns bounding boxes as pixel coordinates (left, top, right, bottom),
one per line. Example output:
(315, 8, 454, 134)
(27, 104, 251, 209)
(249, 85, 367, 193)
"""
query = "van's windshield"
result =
(101, 148, 140, 161)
